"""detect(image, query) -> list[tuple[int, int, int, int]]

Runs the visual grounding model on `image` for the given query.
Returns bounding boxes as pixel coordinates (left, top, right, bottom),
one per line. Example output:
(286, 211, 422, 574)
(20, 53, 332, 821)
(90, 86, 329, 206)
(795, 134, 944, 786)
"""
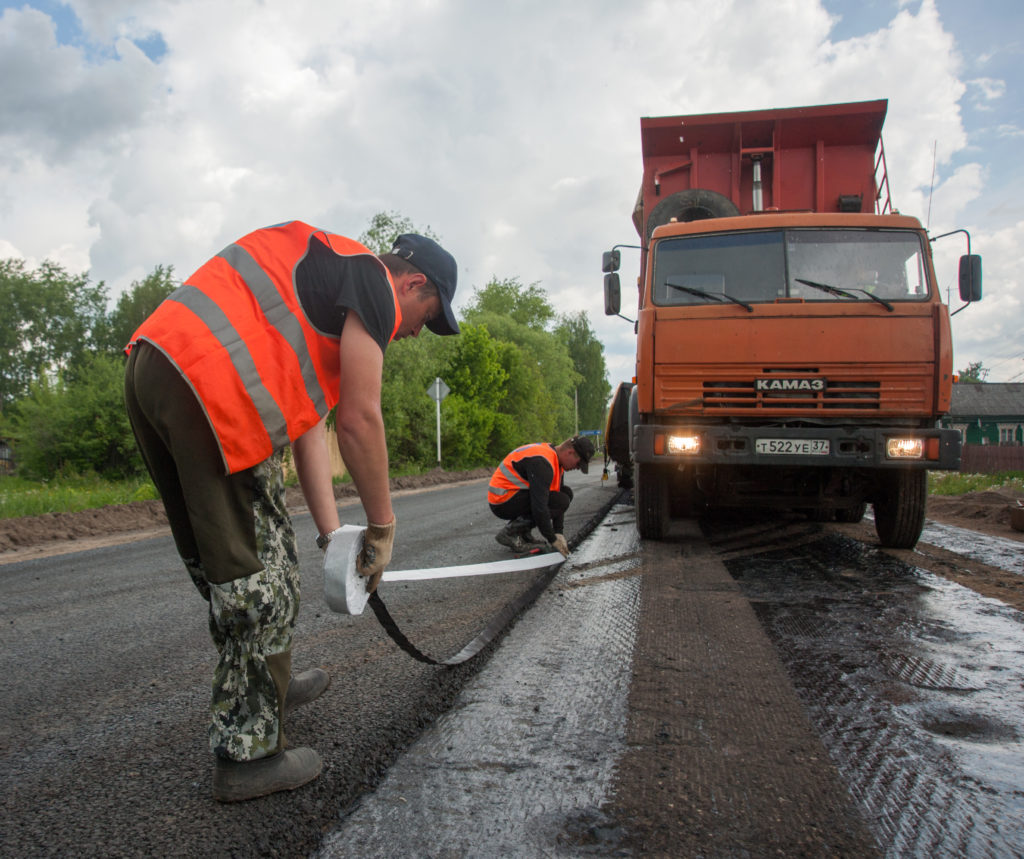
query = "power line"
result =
(984, 350, 1024, 371)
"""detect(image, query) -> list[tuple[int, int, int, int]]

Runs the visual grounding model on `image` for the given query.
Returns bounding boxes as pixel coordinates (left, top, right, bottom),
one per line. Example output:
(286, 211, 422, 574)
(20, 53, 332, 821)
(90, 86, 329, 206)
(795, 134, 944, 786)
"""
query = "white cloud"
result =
(996, 124, 1024, 138)
(0, 0, 1020, 381)
(968, 77, 1006, 102)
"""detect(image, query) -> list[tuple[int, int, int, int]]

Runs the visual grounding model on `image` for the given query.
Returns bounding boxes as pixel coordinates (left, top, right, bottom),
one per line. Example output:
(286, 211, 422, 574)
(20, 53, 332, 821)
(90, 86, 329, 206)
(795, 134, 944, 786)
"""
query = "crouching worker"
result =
(487, 436, 595, 557)
(123, 221, 459, 801)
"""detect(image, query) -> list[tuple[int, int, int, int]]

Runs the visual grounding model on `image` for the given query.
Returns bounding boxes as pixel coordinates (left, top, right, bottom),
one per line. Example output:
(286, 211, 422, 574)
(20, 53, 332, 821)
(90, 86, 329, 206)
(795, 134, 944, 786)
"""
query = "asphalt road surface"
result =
(1, 471, 619, 857)
(4, 471, 1021, 857)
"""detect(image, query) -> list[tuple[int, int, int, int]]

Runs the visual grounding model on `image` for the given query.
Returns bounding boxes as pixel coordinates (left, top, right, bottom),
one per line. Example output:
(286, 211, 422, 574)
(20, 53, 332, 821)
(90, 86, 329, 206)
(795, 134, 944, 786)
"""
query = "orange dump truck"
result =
(603, 100, 982, 548)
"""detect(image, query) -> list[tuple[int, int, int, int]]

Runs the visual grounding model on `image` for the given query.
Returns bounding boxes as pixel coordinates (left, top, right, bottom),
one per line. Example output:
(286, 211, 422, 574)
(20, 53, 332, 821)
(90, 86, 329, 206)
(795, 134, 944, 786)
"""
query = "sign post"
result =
(426, 377, 450, 464)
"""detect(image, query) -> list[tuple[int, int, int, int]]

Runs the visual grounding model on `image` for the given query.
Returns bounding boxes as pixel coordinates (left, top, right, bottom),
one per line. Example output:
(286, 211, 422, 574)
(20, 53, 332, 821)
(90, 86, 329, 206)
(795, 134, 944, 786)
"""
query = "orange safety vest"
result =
(487, 443, 563, 505)
(127, 221, 401, 474)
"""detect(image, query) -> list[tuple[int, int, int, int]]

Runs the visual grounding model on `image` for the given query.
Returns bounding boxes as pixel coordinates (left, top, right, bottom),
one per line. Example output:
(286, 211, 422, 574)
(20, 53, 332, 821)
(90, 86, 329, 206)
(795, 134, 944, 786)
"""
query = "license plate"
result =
(755, 438, 830, 455)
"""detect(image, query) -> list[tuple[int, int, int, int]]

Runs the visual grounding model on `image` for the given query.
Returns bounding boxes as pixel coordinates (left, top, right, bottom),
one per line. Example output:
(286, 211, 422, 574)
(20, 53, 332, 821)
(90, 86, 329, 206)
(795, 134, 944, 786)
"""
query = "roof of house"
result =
(950, 382, 1024, 418)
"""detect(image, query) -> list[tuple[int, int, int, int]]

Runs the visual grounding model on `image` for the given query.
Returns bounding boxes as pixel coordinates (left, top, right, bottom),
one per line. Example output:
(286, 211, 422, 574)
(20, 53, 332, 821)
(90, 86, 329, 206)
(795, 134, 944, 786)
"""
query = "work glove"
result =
(550, 533, 569, 558)
(356, 515, 396, 593)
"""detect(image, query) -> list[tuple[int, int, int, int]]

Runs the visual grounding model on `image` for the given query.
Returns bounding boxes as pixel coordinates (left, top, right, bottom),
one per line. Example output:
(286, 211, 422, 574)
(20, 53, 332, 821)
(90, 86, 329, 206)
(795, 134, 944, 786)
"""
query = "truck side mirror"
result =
(958, 254, 982, 302)
(602, 249, 621, 273)
(604, 273, 621, 316)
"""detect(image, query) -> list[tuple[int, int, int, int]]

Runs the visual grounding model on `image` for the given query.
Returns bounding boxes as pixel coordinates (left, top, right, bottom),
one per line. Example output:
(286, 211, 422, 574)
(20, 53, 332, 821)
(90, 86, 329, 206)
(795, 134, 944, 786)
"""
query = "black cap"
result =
(391, 233, 459, 335)
(570, 435, 596, 473)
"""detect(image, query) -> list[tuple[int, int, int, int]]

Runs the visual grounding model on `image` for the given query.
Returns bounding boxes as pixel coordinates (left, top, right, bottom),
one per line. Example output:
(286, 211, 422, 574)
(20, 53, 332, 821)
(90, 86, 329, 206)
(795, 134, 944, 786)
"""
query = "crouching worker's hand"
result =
(357, 516, 396, 592)
(550, 533, 569, 558)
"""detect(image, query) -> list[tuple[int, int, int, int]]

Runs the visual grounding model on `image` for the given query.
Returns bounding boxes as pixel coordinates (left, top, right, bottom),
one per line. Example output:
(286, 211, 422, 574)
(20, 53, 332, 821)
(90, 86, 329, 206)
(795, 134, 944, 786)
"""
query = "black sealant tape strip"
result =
(367, 557, 565, 666)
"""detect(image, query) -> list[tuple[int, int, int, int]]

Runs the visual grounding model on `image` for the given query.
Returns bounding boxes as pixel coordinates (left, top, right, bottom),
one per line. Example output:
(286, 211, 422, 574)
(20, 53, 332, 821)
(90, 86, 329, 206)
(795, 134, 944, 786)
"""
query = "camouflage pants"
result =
(185, 453, 300, 761)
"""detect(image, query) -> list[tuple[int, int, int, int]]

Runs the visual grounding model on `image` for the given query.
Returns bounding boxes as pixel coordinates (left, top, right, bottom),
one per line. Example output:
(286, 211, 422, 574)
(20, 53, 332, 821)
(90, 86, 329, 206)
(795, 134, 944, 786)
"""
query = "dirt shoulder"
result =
(829, 486, 1024, 613)
(0, 468, 491, 565)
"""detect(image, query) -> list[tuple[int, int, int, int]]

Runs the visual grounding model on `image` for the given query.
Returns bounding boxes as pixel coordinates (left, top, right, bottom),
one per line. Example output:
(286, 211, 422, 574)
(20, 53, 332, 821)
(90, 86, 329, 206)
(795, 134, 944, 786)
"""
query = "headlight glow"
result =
(886, 437, 924, 459)
(667, 434, 701, 454)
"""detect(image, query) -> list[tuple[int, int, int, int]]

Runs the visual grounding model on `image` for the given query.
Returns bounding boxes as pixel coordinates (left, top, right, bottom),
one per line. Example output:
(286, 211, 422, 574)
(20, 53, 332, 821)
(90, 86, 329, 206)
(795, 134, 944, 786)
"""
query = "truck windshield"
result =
(652, 229, 930, 307)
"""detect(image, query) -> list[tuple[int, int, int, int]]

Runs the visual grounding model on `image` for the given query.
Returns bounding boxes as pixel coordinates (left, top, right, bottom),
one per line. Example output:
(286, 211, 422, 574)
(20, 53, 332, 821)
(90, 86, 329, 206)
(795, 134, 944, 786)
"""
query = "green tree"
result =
(94, 265, 178, 354)
(0, 258, 108, 408)
(464, 279, 577, 448)
(957, 361, 987, 383)
(440, 323, 514, 465)
(4, 352, 142, 479)
(555, 311, 611, 434)
(358, 210, 441, 255)
(380, 330, 459, 469)
(463, 277, 555, 330)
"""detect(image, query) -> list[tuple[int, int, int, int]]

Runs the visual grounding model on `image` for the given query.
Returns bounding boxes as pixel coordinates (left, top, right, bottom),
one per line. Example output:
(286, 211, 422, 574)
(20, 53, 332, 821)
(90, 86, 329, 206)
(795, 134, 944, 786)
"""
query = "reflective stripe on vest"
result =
(127, 221, 401, 474)
(487, 443, 562, 505)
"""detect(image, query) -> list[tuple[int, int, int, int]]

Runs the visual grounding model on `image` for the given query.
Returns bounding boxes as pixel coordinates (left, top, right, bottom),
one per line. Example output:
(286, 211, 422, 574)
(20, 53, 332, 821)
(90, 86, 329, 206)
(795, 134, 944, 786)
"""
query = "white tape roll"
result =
(322, 524, 370, 615)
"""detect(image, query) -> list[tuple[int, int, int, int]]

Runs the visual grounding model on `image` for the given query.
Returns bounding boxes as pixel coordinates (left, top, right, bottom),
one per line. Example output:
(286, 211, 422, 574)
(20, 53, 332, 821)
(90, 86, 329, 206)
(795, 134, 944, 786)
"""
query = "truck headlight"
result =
(886, 437, 924, 459)
(667, 433, 702, 454)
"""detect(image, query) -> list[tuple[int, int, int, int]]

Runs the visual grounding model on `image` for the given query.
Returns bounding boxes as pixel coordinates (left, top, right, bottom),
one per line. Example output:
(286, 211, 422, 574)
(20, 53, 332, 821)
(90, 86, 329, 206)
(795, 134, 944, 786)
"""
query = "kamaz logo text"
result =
(755, 378, 826, 392)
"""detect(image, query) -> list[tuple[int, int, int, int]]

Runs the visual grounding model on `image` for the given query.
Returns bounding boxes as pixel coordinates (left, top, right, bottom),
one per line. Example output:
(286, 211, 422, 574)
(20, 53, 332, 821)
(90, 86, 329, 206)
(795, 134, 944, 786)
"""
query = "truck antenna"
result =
(926, 140, 937, 229)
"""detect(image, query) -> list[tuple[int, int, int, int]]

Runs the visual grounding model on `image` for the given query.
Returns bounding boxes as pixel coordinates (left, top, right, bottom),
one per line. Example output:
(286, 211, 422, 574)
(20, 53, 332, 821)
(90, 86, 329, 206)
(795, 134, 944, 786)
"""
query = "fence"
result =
(960, 444, 1024, 473)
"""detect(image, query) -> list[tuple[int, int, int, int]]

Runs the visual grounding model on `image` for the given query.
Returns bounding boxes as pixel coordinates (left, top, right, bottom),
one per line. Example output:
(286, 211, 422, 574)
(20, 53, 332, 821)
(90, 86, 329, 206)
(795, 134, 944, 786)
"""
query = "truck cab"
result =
(603, 100, 982, 549)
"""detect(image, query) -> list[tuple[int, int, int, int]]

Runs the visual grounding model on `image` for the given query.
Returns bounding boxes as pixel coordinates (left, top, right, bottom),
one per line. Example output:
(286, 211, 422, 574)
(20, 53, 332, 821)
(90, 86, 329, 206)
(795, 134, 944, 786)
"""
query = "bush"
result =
(3, 352, 142, 480)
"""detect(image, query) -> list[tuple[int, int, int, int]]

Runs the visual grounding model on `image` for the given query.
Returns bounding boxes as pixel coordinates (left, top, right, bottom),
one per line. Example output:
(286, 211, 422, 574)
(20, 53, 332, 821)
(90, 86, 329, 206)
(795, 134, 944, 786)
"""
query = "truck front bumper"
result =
(632, 424, 961, 470)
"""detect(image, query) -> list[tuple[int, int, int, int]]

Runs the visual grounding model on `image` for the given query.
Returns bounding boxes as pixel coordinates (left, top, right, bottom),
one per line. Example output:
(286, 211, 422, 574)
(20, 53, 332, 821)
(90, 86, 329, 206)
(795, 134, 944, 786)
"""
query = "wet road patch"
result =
(718, 523, 1024, 857)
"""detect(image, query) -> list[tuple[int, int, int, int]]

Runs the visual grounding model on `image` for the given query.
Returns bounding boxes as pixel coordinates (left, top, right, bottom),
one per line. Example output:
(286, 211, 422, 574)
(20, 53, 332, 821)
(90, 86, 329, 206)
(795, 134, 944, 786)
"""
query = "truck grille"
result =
(654, 367, 933, 415)
(703, 379, 880, 410)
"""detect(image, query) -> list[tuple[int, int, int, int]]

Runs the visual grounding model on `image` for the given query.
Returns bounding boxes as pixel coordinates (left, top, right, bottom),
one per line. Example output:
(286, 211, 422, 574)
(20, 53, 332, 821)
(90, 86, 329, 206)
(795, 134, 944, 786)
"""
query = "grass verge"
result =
(928, 470, 1024, 496)
(0, 475, 159, 519)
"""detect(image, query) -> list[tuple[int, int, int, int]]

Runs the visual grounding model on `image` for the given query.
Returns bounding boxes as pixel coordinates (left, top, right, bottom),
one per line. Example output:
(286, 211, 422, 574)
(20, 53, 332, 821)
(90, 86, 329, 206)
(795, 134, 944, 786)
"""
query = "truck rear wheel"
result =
(645, 189, 740, 239)
(635, 463, 669, 539)
(873, 471, 927, 548)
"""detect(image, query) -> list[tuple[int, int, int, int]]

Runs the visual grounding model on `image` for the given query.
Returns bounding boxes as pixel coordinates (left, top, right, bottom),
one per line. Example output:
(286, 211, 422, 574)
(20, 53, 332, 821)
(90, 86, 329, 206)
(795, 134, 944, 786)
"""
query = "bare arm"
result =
(335, 310, 394, 525)
(291, 415, 340, 539)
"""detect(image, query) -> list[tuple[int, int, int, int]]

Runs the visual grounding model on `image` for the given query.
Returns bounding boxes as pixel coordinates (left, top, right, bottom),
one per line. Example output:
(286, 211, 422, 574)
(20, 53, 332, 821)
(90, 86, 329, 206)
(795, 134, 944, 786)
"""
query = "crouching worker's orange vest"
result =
(487, 443, 563, 505)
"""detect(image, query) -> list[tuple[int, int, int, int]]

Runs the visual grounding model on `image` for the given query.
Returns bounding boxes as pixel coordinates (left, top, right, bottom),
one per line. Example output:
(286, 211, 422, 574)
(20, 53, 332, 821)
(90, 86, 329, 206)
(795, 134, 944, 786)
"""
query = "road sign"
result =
(427, 378, 450, 402)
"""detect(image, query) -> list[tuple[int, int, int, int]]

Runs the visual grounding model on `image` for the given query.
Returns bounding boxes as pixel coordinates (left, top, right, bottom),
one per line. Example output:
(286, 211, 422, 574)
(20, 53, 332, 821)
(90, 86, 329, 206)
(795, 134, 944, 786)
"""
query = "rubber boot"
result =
(212, 747, 322, 802)
(266, 650, 292, 751)
(495, 521, 527, 552)
(510, 516, 543, 544)
(211, 650, 322, 802)
(284, 668, 331, 715)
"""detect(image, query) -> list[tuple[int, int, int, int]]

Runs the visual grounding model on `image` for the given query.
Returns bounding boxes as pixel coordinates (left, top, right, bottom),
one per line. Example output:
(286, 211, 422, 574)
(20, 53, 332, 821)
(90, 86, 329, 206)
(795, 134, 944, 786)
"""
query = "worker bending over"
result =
(124, 221, 459, 802)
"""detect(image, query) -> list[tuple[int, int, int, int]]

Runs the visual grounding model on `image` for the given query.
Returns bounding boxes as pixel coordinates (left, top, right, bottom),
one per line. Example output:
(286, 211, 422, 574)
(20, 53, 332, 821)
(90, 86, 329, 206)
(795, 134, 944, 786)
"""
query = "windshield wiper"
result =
(795, 278, 894, 312)
(665, 276, 753, 313)
(847, 287, 894, 312)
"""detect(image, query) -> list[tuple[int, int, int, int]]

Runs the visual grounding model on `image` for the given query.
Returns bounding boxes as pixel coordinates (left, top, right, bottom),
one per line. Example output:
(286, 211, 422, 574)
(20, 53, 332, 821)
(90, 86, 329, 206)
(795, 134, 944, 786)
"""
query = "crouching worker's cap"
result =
(570, 435, 596, 474)
(391, 234, 459, 336)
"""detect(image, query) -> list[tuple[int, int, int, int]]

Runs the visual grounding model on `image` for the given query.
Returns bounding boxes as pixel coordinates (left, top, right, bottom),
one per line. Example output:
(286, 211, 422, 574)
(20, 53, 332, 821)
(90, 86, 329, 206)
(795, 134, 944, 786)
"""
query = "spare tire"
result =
(646, 189, 740, 240)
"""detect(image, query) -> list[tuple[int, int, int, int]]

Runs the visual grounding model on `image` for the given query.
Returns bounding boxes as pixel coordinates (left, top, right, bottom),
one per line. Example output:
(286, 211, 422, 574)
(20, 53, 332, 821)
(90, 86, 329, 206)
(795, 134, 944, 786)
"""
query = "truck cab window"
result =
(786, 230, 929, 302)
(653, 231, 784, 306)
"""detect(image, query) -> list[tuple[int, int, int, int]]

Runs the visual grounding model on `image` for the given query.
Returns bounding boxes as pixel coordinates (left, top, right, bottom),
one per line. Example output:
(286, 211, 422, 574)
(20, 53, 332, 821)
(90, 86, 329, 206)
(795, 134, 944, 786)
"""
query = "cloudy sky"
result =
(1, 0, 1021, 384)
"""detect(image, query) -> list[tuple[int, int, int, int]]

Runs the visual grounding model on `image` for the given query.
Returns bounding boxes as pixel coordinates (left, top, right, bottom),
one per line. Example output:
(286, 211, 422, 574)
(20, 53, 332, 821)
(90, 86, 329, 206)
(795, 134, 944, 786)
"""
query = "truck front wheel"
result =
(636, 463, 669, 539)
(873, 471, 927, 548)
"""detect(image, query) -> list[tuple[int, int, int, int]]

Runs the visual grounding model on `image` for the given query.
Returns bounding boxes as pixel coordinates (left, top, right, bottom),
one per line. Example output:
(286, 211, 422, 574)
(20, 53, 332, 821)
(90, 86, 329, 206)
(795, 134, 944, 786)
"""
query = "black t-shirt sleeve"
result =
(295, 237, 395, 352)
(516, 454, 557, 541)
